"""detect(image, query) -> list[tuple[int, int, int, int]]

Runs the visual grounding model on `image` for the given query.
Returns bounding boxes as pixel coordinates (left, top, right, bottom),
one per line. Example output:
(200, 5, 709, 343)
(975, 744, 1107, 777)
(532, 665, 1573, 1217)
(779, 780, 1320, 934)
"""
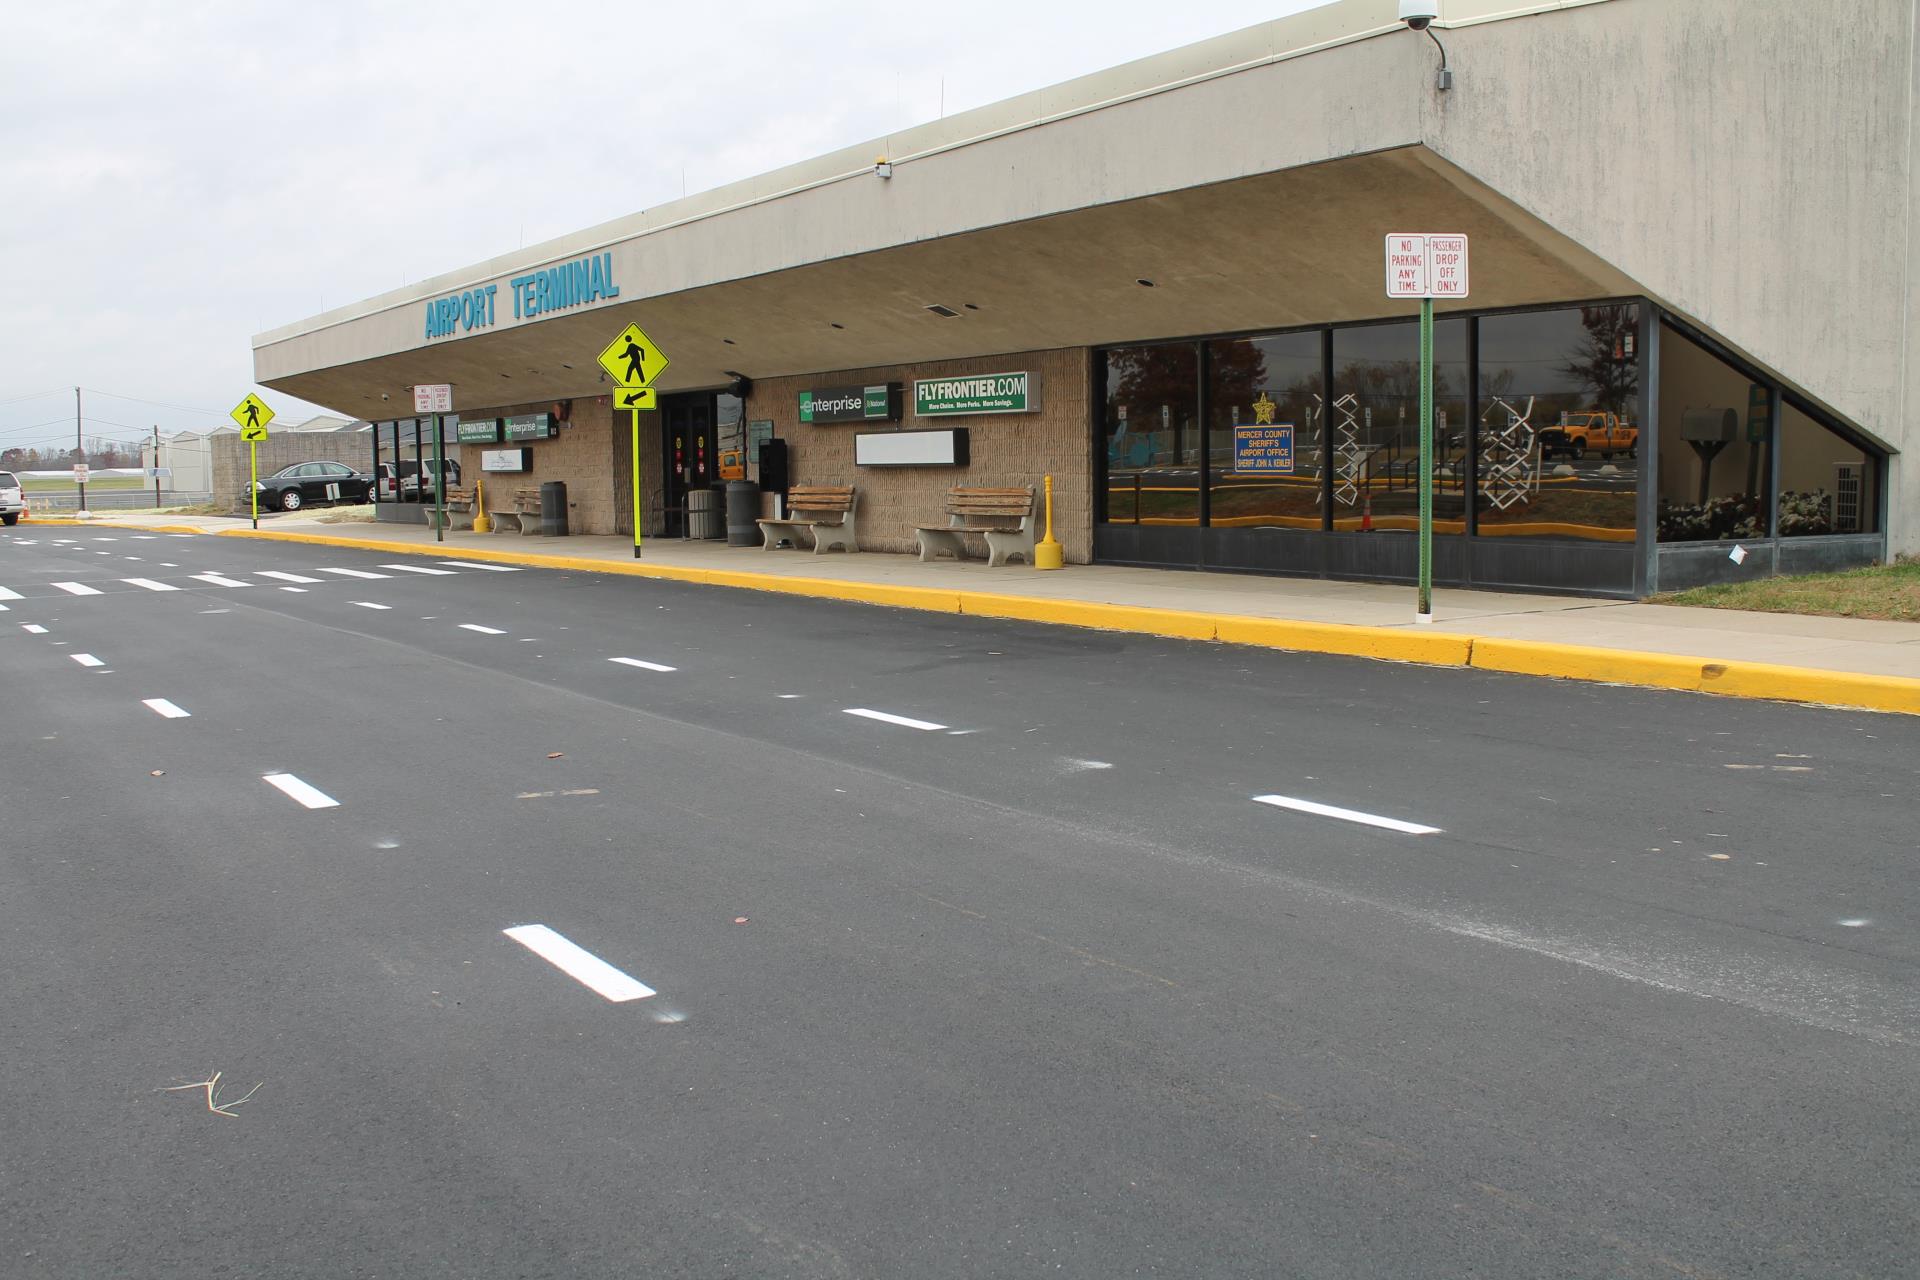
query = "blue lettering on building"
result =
(423, 251, 619, 340)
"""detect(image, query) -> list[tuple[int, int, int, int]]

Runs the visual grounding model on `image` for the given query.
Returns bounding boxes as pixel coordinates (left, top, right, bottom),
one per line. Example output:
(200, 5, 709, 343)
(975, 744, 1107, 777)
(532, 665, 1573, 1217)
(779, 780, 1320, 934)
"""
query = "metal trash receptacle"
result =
(688, 487, 722, 540)
(725, 480, 759, 546)
(539, 481, 568, 536)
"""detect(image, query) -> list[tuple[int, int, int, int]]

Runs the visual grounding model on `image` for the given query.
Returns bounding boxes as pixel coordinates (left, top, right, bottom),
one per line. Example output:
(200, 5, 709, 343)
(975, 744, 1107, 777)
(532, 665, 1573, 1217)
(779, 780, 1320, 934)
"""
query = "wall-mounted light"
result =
(874, 157, 893, 179)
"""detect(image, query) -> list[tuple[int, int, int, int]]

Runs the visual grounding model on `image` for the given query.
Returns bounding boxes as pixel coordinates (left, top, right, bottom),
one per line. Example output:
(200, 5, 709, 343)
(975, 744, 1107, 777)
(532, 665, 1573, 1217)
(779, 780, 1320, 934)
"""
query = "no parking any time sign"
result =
(1385, 233, 1470, 299)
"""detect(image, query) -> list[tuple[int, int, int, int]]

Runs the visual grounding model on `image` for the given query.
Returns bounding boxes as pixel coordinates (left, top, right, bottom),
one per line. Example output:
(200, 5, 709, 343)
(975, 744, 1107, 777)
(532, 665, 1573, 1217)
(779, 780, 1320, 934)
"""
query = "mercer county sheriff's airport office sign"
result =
(423, 252, 620, 341)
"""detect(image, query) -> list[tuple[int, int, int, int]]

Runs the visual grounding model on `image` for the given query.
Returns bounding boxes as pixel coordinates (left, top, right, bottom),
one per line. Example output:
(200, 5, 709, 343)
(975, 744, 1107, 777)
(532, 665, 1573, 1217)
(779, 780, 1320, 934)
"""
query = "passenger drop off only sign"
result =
(1385, 233, 1470, 299)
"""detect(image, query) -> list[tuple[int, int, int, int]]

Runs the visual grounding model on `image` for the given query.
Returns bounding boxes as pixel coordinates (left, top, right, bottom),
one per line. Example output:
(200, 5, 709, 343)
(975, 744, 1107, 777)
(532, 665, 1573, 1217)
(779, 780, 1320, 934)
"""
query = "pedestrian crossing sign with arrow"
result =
(231, 393, 275, 439)
(597, 322, 669, 388)
(615, 386, 657, 412)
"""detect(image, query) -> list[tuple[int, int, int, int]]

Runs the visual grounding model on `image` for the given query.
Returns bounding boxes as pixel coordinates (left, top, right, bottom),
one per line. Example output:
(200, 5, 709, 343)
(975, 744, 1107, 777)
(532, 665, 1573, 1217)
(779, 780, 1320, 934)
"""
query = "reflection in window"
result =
(1206, 332, 1323, 529)
(1477, 305, 1639, 541)
(1657, 324, 1767, 542)
(1779, 400, 1877, 536)
(1331, 320, 1467, 533)
(1102, 344, 1200, 526)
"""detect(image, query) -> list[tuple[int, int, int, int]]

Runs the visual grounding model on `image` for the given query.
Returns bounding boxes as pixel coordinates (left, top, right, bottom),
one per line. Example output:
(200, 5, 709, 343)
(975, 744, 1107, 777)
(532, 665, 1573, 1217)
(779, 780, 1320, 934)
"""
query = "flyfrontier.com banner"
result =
(914, 372, 1041, 417)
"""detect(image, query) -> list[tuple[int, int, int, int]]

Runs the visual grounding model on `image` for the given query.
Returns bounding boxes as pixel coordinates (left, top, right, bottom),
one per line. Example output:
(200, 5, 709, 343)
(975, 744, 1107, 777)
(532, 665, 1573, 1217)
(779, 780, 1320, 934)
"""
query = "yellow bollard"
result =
(472, 475, 492, 533)
(1033, 473, 1065, 570)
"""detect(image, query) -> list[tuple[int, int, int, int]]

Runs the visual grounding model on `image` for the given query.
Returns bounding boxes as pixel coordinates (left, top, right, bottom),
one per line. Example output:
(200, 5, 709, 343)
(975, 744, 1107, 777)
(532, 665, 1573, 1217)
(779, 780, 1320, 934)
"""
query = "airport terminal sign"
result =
(913, 371, 1040, 417)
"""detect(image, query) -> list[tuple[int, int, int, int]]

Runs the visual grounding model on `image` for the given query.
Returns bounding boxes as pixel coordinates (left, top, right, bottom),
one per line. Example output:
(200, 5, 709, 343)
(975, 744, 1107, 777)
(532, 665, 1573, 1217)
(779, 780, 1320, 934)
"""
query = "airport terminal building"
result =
(253, 0, 1914, 598)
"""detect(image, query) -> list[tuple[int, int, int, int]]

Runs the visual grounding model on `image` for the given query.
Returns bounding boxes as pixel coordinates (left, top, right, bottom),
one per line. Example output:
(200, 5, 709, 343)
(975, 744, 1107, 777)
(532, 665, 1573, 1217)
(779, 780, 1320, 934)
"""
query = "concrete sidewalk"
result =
(31, 509, 1920, 711)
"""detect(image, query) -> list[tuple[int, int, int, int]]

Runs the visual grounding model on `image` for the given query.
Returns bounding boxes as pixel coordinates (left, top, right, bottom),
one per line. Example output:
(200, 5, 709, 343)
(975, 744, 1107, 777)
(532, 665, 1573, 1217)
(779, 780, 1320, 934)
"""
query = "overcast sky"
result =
(0, 0, 1332, 455)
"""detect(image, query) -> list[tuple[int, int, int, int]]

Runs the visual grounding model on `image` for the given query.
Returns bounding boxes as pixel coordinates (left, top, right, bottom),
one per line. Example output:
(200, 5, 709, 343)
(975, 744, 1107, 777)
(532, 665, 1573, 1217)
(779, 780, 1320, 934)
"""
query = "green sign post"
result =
(1386, 233, 1469, 623)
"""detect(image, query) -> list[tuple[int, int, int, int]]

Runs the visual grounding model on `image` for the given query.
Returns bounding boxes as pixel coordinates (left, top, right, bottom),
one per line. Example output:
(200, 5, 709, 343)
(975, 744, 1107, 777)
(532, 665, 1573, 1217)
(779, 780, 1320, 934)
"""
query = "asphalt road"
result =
(2, 527, 1915, 1279)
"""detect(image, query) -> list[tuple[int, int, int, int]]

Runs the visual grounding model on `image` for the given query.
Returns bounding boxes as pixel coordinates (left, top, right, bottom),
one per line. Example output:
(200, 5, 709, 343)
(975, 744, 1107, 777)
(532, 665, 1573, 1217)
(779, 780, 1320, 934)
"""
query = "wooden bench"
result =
(488, 488, 544, 535)
(915, 486, 1037, 567)
(422, 484, 477, 532)
(757, 485, 858, 554)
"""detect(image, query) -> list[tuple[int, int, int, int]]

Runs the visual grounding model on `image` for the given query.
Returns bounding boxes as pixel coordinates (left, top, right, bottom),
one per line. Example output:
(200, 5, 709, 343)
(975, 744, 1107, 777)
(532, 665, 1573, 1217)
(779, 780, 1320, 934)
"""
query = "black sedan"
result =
(253, 461, 376, 511)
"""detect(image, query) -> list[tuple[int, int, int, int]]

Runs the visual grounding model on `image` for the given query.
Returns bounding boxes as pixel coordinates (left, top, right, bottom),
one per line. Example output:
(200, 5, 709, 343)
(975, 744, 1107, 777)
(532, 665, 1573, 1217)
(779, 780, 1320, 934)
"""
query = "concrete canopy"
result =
(261, 146, 1635, 416)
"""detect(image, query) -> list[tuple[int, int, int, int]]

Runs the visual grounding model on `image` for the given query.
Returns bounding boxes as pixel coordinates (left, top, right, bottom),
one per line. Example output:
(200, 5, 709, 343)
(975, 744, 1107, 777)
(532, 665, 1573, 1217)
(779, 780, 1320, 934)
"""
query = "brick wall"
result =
(212, 432, 375, 506)
(448, 397, 626, 535)
(744, 347, 1093, 561)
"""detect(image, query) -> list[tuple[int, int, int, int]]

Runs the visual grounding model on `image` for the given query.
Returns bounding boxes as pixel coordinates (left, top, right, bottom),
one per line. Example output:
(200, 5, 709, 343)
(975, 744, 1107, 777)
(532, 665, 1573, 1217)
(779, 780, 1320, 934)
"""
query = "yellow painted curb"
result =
(1470, 638, 1920, 715)
(1215, 615, 1476, 665)
(21, 518, 210, 534)
(959, 592, 1220, 641)
(220, 527, 1920, 716)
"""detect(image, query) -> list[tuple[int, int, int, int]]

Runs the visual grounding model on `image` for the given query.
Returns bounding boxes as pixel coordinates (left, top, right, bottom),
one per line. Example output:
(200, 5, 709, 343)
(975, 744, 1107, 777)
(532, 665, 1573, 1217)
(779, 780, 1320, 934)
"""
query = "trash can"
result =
(687, 487, 722, 540)
(539, 480, 568, 536)
(725, 480, 759, 546)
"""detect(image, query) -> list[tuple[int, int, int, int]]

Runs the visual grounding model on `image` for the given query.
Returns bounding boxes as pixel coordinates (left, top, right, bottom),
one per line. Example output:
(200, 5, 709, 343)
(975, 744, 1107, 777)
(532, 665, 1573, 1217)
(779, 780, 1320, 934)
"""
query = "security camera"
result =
(1399, 1, 1438, 30)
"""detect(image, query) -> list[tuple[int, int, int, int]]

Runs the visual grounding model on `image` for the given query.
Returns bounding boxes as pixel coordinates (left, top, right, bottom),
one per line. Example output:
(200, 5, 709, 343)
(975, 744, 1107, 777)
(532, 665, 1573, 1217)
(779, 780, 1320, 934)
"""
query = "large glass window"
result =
(1779, 400, 1877, 536)
(1206, 332, 1324, 529)
(1476, 305, 1639, 542)
(1102, 344, 1200, 526)
(1331, 320, 1467, 533)
(1657, 324, 1768, 542)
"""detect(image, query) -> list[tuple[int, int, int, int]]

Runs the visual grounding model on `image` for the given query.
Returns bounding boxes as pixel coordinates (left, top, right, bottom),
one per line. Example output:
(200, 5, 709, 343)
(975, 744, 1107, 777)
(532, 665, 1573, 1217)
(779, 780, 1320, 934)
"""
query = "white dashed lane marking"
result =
(262, 773, 340, 810)
(142, 698, 190, 719)
(317, 567, 391, 579)
(258, 571, 323, 584)
(459, 624, 505, 635)
(70, 653, 105, 668)
(610, 657, 676, 672)
(440, 561, 520, 572)
(191, 573, 251, 588)
(843, 708, 947, 731)
(503, 925, 655, 1002)
(0, 586, 21, 600)
(123, 578, 179, 592)
(381, 564, 456, 576)
(21, 624, 47, 634)
(351, 601, 392, 610)
(50, 582, 102, 596)
(1251, 794, 1441, 836)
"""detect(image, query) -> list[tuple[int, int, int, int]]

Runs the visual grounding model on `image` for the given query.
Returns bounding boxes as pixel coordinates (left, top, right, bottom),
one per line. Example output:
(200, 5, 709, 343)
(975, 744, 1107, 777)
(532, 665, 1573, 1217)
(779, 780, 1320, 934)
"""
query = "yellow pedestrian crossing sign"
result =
(231, 393, 275, 438)
(597, 323, 669, 388)
(615, 386, 657, 412)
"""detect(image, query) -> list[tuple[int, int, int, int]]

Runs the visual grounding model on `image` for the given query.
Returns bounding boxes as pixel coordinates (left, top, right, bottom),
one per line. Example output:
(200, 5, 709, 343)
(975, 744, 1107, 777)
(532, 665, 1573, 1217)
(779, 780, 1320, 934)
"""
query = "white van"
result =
(0, 471, 23, 526)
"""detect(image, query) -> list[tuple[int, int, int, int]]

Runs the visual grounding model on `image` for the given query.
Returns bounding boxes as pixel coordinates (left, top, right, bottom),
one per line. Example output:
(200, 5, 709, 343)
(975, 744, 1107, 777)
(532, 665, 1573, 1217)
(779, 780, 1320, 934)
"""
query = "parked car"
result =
(253, 460, 376, 511)
(0, 470, 23, 525)
(399, 457, 462, 502)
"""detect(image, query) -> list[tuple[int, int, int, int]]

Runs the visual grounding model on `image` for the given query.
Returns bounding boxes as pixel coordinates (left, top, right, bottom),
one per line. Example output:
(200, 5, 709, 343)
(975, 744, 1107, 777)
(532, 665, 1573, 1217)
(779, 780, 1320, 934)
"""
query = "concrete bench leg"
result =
(916, 529, 966, 562)
(983, 530, 1036, 567)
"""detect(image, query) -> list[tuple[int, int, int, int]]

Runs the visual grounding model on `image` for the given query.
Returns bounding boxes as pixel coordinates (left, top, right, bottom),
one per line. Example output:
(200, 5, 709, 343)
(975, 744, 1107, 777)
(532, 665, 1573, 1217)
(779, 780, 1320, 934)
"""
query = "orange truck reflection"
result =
(1540, 411, 1638, 461)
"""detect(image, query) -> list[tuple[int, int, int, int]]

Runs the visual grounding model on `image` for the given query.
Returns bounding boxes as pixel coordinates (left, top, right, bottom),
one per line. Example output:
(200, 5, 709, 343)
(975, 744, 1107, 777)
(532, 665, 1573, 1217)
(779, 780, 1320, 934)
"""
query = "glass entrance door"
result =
(660, 394, 715, 537)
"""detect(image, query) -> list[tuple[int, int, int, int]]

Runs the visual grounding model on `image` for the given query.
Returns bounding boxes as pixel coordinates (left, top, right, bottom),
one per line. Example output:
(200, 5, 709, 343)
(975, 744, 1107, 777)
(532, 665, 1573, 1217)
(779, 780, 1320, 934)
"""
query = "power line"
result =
(0, 389, 69, 408)
(0, 418, 75, 436)
(81, 387, 230, 417)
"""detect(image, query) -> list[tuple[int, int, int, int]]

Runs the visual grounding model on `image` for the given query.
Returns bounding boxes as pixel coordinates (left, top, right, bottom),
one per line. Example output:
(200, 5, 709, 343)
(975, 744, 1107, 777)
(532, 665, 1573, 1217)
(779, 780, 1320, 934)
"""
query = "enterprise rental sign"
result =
(799, 384, 902, 423)
(423, 251, 620, 341)
(914, 371, 1040, 416)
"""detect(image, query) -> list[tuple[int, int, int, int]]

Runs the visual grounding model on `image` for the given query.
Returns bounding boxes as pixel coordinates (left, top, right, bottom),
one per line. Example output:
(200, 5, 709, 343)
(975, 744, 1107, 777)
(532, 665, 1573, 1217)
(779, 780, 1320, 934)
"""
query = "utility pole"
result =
(75, 386, 86, 513)
(153, 424, 162, 509)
